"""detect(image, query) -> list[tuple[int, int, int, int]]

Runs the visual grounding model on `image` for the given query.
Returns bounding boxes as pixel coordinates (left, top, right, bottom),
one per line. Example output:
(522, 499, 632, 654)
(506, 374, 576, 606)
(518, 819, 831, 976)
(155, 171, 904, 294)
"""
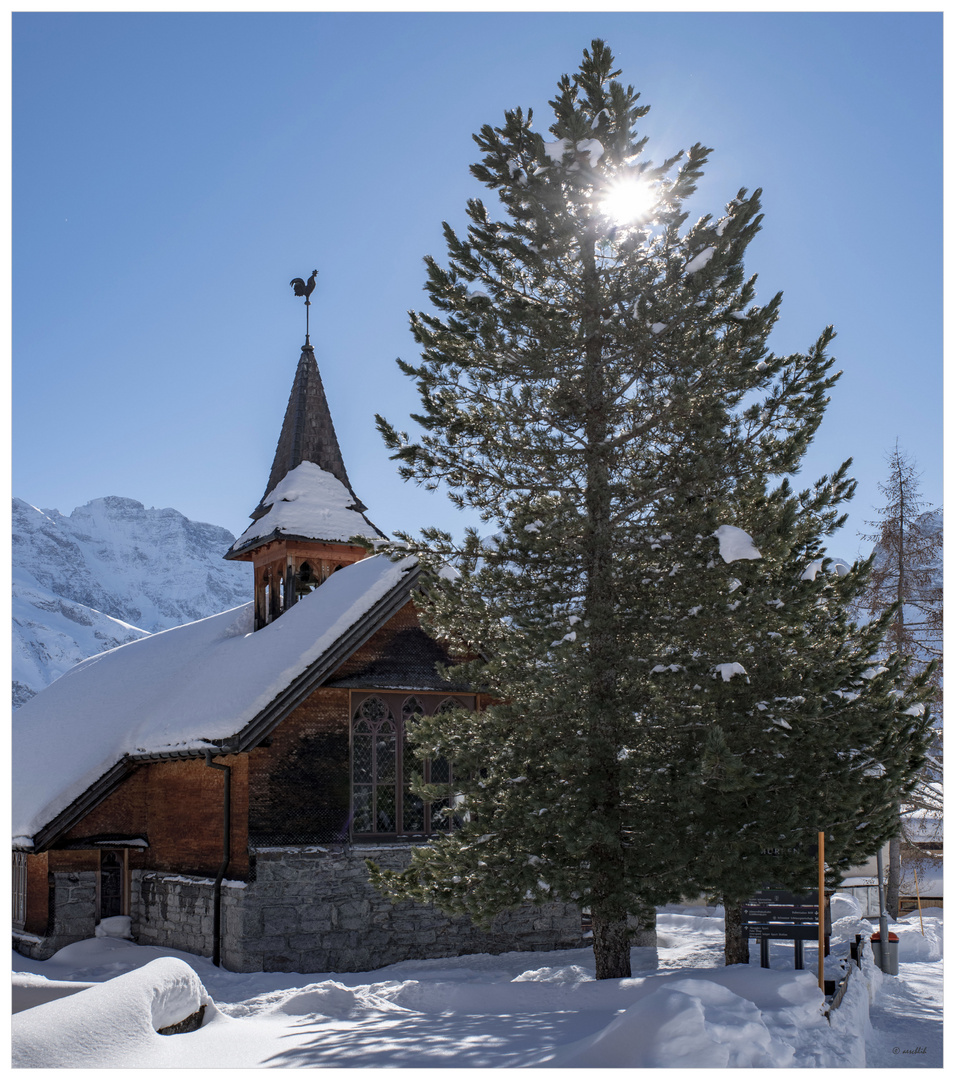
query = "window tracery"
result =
(350, 693, 468, 838)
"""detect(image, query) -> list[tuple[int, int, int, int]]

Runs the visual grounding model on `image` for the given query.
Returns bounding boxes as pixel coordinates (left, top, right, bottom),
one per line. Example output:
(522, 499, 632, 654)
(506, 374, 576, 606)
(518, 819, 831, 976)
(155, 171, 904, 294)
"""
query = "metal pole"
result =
(817, 831, 825, 992)
(875, 844, 889, 973)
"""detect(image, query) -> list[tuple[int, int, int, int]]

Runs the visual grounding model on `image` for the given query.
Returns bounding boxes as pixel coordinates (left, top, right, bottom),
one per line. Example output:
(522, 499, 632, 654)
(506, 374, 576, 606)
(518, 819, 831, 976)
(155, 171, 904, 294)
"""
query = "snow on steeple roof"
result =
(228, 461, 385, 556)
(13, 554, 417, 847)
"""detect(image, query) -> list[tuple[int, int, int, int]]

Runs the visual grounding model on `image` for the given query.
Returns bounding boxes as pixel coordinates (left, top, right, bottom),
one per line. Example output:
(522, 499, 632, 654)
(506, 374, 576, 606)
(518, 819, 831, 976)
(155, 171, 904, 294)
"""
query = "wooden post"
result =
(817, 831, 825, 992)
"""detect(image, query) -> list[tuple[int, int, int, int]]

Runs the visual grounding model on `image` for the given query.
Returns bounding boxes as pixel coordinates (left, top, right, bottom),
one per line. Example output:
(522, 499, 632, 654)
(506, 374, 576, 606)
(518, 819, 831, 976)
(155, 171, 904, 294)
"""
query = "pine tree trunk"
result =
(580, 224, 629, 983)
(886, 833, 901, 919)
(592, 900, 632, 979)
(723, 900, 750, 965)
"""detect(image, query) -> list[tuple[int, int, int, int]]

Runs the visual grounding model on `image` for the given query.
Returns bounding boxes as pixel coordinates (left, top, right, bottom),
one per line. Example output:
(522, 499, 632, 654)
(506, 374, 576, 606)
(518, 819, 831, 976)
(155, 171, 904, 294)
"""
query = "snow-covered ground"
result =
(12, 899, 942, 1068)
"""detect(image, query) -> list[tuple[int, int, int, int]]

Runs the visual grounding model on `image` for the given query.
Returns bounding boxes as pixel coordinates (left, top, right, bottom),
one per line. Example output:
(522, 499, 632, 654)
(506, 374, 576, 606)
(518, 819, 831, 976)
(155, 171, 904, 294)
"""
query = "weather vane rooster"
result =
(290, 269, 318, 344)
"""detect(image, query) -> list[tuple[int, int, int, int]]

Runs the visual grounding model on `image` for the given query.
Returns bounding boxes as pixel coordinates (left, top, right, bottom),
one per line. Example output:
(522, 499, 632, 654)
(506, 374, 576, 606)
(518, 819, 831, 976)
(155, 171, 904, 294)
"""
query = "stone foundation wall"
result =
(13, 871, 98, 960)
(16, 850, 584, 973)
(221, 846, 583, 974)
(133, 872, 220, 957)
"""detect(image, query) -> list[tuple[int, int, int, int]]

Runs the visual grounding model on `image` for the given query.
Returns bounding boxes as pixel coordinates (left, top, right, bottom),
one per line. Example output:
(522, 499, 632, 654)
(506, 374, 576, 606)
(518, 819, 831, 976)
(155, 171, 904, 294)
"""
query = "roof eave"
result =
(225, 524, 387, 561)
(27, 742, 240, 853)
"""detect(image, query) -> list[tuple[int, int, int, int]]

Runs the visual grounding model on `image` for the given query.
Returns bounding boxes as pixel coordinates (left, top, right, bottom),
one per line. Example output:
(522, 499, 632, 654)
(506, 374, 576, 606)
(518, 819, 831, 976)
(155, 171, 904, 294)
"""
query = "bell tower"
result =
(226, 321, 386, 630)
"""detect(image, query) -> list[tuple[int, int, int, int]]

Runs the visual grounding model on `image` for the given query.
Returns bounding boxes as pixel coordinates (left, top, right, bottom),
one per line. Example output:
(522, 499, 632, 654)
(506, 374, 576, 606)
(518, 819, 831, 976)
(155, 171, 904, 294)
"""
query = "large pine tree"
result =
(370, 41, 934, 978)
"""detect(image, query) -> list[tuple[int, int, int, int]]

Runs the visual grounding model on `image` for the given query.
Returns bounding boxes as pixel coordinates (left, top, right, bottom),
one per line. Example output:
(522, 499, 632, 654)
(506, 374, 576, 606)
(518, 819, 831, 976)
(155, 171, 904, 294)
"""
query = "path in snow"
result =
(865, 960, 944, 1067)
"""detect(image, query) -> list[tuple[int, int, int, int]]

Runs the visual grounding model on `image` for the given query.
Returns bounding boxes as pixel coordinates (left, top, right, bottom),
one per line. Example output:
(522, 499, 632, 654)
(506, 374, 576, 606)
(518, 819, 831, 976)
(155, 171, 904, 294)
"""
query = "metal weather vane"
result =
(290, 269, 318, 344)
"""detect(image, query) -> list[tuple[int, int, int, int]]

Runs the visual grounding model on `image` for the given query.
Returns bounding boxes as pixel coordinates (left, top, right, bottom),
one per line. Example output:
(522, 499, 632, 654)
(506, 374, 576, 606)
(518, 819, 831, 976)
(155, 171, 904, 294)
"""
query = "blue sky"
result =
(12, 11, 942, 558)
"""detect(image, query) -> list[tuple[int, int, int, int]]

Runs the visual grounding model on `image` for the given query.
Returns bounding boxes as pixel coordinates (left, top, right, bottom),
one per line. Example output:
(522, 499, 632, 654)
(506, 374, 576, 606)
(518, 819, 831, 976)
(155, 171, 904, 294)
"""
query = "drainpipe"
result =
(204, 749, 231, 967)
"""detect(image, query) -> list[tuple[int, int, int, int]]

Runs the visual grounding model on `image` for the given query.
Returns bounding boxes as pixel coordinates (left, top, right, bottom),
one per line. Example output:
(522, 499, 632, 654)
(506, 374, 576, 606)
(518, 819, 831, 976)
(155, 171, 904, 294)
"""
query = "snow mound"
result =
(512, 964, 592, 984)
(275, 982, 366, 1019)
(910, 905, 943, 918)
(831, 913, 872, 944)
(829, 891, 863, 921)
(534, 977, 795, 1068)
(95, 915, 133, 939)
(893, 917, 943, 962)
(12, 957, 213, 1068)
(23, 932, 146, 981)
(657, 912, 726, 936)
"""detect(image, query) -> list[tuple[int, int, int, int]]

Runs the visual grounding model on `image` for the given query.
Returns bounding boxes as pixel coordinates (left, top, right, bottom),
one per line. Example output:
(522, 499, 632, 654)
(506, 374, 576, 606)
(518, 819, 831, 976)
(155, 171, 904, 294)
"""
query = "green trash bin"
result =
(870, 930, 900, 975)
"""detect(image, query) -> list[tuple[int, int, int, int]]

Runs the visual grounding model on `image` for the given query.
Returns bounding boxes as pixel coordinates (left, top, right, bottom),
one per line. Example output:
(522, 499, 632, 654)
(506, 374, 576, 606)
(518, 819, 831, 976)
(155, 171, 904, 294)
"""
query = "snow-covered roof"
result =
(13, 554, 417, 846)
(902, 797, 943, 843)
(228, 462, 385, 555)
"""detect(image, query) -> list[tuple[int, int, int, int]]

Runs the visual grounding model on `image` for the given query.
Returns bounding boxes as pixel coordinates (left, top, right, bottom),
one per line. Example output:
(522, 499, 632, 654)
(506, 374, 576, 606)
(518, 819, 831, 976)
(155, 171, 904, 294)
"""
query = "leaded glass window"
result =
(351, 693, 466, 839)
(352, 697, 398, 834)
(402, 698, 426, 832)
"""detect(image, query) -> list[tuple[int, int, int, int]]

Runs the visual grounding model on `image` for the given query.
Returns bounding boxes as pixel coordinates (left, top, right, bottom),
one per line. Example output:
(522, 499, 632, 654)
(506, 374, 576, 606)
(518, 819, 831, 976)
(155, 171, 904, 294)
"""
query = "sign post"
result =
(817, 831, 825, 992)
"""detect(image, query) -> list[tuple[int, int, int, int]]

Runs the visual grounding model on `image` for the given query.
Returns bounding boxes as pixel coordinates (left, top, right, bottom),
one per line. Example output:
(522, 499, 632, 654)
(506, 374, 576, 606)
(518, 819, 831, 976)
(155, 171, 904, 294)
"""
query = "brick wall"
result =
(247, 688, 351, 843)
(138, 757, 248, 878)
(56, 754, 249, 879)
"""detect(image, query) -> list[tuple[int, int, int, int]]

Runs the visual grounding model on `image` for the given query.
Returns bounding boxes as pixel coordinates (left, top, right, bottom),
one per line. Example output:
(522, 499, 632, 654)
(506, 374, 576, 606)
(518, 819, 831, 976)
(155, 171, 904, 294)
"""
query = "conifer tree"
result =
(860, 445, 942, 916)
(370, 41, 934, 978)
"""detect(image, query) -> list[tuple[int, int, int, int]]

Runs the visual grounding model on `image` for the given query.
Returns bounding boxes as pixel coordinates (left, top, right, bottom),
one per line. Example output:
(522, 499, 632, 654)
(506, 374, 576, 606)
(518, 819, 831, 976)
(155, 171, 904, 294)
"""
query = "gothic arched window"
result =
(351, 693, 468, 839)
(352, 697, 398, 834)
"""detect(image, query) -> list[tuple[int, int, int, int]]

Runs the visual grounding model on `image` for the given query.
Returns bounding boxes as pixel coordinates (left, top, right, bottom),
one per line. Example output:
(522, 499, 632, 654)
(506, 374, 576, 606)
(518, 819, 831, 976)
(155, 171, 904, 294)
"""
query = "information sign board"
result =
(741, 889, 831, 969)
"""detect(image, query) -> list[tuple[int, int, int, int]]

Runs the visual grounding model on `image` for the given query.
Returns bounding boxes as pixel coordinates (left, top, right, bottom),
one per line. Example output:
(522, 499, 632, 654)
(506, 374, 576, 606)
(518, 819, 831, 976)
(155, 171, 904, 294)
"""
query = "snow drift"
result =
(12, 957, 213, 1068)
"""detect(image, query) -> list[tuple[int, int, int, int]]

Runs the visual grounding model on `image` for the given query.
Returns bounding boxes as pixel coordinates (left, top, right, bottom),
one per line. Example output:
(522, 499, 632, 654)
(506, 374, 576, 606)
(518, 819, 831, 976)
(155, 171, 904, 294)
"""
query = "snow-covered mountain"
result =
(12, 497, 251, 708)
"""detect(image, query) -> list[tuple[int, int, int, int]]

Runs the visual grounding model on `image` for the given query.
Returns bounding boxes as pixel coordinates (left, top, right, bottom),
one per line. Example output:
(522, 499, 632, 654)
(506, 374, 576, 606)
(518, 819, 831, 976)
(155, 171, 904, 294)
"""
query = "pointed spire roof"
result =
(252, 343, 363, 520)
(227, 343, 385, 558)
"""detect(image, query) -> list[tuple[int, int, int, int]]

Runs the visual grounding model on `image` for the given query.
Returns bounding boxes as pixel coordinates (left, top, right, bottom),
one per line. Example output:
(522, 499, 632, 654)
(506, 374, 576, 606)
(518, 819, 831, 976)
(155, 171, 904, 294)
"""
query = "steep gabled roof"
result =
(13, 555, 419, 851)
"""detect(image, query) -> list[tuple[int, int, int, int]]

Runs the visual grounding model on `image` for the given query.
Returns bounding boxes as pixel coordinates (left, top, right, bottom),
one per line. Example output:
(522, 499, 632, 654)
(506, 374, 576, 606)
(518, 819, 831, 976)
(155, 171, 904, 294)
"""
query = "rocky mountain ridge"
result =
(12, 496, 251, 707)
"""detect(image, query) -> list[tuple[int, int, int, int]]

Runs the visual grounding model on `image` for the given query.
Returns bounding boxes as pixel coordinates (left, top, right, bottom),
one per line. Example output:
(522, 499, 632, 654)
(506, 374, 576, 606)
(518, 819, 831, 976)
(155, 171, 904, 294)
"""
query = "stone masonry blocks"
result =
(220, 846, 583, 974)
(29, 852, 582, 974)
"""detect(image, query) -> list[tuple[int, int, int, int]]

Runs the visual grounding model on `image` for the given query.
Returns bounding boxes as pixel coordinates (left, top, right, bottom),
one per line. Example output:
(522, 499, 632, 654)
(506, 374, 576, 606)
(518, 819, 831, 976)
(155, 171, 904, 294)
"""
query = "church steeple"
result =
(226, 331, 385, 630)
(250, 342, 368, 522)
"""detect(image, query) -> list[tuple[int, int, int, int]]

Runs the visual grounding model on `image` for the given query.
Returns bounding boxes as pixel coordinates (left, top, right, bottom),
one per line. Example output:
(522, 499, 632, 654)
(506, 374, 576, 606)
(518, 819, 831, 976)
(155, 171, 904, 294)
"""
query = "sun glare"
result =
(599, 176, 658, 225)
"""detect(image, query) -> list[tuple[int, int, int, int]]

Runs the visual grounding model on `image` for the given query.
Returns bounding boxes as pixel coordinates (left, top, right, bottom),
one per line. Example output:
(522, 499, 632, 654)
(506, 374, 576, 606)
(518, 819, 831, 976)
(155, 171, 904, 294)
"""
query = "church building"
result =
(12, 332, 582, 973)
